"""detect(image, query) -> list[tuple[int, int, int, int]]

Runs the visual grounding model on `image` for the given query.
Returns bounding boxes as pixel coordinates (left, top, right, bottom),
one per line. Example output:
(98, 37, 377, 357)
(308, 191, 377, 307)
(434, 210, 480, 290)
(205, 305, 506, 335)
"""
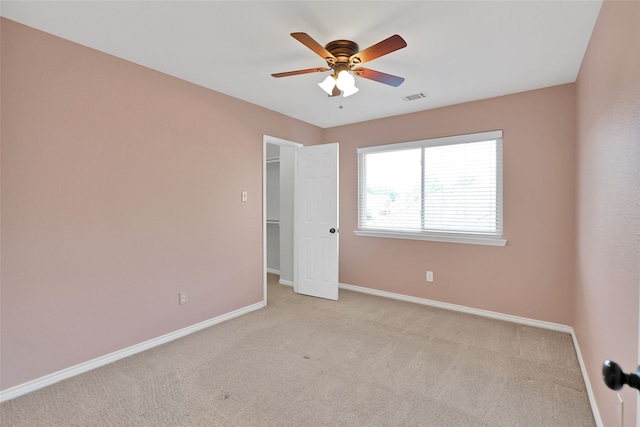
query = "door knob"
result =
(603, 360, 640, 392)
(329, 228, 337, 234)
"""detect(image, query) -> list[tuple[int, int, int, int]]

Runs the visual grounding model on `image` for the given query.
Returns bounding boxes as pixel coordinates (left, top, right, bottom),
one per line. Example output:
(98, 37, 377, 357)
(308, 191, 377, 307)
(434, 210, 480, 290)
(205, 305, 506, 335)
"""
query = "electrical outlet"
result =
(179, 292, 188, 305)
(426, 271, 434, 282)
(616, 393, 624, 427)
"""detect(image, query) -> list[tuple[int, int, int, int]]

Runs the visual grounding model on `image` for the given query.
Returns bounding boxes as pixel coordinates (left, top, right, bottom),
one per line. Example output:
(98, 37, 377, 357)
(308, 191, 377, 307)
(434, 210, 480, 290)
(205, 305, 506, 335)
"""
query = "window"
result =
(356, 130, 506, 246)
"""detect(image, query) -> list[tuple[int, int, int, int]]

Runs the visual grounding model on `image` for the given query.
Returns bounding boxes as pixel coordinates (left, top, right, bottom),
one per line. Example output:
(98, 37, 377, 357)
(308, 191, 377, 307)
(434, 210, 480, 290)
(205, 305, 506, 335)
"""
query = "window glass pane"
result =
(362, 149, 421, 230)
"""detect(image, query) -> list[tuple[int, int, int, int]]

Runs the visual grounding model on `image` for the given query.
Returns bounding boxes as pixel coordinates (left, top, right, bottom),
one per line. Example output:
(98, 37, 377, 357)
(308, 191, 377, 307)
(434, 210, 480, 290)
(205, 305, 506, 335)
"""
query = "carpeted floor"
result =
(1, 274, 595, 426)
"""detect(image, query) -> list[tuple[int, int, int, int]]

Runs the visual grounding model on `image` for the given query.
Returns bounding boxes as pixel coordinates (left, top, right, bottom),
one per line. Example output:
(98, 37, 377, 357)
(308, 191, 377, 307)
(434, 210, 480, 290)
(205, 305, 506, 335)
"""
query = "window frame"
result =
(355, 130, 507, 247)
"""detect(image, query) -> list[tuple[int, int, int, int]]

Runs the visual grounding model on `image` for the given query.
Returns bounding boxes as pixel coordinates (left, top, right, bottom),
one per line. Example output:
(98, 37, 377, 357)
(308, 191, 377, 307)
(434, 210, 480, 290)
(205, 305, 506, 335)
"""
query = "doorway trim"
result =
(263, 135, 303, 304)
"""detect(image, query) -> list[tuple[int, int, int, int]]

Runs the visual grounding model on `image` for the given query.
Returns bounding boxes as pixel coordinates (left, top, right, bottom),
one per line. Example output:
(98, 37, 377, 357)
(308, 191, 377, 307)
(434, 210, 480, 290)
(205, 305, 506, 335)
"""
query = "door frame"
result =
(262, 135, 303, 303)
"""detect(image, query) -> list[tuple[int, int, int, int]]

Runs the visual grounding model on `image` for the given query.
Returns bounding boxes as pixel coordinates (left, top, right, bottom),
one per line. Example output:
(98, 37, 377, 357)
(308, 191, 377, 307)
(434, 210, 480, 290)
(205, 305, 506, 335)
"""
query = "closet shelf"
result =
(266, 219, 280, 225)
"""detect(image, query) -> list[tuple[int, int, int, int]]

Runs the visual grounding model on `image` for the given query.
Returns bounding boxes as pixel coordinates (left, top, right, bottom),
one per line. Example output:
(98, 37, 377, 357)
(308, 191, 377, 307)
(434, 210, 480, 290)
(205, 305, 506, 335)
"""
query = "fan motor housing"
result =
(325, 40, 360, 66)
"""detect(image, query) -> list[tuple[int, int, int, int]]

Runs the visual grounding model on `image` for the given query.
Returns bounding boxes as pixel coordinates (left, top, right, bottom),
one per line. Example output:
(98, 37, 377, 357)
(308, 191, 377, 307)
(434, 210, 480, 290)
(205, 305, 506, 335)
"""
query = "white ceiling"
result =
(1, 1, 602, 128)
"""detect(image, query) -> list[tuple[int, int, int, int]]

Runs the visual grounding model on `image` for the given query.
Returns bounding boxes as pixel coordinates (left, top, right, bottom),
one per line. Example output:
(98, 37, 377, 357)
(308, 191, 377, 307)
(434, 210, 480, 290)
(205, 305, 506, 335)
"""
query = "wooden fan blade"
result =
(353, 68, 405, 87)
(331, 86, 341, 97)
(271, 67, 330, 78)
(291, 32, 336, 62)
(350, 34, 407, 65)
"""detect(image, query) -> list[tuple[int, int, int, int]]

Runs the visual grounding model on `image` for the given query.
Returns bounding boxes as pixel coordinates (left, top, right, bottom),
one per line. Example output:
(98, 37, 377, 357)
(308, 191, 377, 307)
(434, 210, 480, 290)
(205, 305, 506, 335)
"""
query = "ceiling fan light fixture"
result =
(318, 75, 336, 95)
(341, 85, 359, 97)
(272, 33, 406, 98)
(335, 70, 358, 97)
(335, 70, 355, 91)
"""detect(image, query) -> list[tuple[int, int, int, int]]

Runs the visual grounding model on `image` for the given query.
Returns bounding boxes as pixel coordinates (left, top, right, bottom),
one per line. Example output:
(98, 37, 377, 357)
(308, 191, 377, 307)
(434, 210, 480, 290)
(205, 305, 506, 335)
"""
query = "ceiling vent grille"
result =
(403, 92, 427, 101)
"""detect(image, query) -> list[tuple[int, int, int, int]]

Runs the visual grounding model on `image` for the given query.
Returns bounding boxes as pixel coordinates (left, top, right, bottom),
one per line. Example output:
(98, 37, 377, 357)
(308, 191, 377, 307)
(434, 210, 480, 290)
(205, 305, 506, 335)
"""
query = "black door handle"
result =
(329, 228, 337, 234)
(603, 360, 640, 392)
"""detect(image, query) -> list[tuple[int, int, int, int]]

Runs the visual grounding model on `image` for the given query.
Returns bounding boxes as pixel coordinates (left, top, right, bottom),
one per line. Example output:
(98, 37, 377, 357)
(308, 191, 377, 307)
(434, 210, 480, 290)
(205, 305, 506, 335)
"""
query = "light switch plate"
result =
(617, 393, 624, 427)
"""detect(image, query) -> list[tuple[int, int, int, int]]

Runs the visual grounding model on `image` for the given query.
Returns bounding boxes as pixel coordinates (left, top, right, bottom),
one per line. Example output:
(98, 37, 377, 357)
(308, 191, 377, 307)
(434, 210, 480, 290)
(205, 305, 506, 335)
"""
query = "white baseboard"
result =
(570, 332, 604, 427)
(0, 301, 266, 403)
(339, 282, 602, 426)
(265, 269, 292, 286)
(339, 282, 572, 332)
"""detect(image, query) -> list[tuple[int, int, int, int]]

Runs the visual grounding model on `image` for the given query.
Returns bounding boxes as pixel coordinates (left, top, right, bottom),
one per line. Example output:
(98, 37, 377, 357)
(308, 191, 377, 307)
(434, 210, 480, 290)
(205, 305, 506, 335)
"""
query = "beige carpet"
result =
(1, 274, 595, 426)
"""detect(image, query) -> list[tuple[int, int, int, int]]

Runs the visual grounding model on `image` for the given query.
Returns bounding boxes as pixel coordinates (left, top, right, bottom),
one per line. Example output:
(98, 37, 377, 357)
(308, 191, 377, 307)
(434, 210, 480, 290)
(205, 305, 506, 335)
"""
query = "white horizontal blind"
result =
(358, 130, 503, 239)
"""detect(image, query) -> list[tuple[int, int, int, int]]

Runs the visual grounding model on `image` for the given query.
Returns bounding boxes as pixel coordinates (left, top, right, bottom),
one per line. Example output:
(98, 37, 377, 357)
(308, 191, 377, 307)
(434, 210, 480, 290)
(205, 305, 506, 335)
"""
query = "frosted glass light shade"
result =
(335, 70, 355, 91)
(318, 75, 336, 95)
(342, 85, 359, 97)
(335, 70, 358, 97)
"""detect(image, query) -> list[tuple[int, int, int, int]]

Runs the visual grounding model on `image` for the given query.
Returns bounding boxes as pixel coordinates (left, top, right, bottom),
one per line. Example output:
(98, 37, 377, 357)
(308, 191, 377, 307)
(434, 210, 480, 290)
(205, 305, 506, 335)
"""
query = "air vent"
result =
(403, 92, 428, 101)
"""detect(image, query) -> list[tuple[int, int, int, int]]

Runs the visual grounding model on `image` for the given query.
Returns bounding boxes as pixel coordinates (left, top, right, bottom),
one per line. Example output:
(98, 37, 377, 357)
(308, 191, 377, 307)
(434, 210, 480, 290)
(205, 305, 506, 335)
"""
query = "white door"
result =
(295, 143, 339, 300)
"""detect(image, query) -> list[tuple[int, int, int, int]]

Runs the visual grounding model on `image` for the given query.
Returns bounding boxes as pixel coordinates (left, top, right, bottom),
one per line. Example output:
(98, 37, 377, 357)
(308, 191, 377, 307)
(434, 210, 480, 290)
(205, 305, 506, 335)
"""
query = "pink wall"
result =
(574, 0, 640, 425)
(0, 19, 323, 390)
(325, 84, 577, 326)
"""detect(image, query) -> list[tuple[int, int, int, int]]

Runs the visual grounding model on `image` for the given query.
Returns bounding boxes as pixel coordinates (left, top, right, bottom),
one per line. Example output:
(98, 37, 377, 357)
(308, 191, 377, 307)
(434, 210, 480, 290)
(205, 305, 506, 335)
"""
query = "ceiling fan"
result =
(271, 32, 407, 97)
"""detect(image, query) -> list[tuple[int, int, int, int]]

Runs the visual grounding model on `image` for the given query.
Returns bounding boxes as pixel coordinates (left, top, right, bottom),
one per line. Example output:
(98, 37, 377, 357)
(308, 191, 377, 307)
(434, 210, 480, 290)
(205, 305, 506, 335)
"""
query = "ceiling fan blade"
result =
(331, 86, 341, 97)
(353, 68, 405, 87)
(350, 34, 407, 65)
(291, 32, 336, 62)
(271, 67, 330, 78)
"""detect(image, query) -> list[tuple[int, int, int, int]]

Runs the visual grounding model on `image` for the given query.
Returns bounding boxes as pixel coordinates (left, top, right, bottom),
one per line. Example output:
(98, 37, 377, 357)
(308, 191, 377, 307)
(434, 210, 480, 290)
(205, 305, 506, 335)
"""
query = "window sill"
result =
(353, 230, 507, 247)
